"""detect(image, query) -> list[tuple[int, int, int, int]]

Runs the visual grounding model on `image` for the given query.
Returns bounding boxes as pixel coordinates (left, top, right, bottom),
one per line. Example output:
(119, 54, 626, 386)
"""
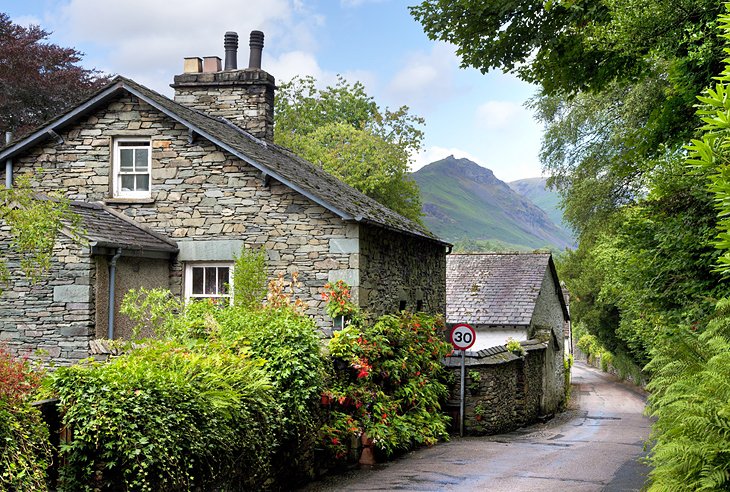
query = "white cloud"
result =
(386, 42, 461, 113)
(42, 0, 324, 94)
(475, 101, 523, 130)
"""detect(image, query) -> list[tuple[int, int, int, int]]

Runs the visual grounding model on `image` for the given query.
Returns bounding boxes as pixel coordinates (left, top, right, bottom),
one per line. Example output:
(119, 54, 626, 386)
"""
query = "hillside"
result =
(414, 156, 574, 250)
(508, 177, 573, 239)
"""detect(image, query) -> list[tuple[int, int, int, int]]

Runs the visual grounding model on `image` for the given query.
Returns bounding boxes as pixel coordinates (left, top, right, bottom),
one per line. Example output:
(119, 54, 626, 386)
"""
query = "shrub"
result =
(51, 340, 276, 491)
(232, 246, 267, 309)
(563, 354, 574, 406)
(323, 312, 452, 458)
(213, 307, 325, 482)
(645, 299, 730, 491)
(505, 338, 525, 356)
(0, 348, 50, 491)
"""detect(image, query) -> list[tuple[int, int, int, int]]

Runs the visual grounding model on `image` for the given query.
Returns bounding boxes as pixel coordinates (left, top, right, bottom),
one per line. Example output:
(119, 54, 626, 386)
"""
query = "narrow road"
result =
(302, 362, 652, 491)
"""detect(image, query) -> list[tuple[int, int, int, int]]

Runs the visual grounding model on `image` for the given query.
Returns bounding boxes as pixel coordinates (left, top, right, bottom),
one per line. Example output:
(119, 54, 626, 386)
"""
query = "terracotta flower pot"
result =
(359, 432, 376, 466)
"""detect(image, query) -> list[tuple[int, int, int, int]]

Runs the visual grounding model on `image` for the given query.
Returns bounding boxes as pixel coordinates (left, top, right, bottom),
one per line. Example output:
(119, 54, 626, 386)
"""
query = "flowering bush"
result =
(0, 348, 50, 490)
(321, 280, 359, 319)
(321, 312, 452, 459)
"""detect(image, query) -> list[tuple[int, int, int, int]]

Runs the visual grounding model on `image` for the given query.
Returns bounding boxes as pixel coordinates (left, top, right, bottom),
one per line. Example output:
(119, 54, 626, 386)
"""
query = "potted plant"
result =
(321, 280, 359, 331)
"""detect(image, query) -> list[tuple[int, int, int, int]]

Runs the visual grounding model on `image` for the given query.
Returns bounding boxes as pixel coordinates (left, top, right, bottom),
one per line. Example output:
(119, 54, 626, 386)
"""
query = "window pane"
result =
(120, 174, 135, 191)
(204, 267, 217, 294)
(120, 149, 133, 171)
(217, 267, 230, 294)
(192, 268, 203, 295)
(135, 174, 149, 191)
(134, 149, 149, 171)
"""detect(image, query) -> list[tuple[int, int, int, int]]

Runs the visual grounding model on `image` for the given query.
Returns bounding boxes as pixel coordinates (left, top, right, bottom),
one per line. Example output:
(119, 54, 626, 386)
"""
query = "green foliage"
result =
(52, 340, 275, 491)
(467, 370, 481, 394)
(232, 246, 267, 309)
(505, 338, 526, 356)
(120, 287, 325, 484)
(322, 313, 452, 458)
(645, 299, 730, 491)
(0, 349, 50, 491)
(274, 75, 425, 223)
(563, 354, 573, 405)
(0, 173, 80, 295)
(321, 280, 359, 320)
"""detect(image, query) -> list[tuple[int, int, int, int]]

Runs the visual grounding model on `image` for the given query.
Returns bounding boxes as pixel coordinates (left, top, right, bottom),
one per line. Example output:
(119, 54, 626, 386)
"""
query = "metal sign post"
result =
(449, 323, 476, 438)
(459, 349, 465, 437)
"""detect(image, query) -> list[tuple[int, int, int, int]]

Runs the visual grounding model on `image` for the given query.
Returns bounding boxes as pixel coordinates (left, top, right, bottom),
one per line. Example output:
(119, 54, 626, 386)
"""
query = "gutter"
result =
(107, 248, 122, 339)
(4, 132, 12, 188)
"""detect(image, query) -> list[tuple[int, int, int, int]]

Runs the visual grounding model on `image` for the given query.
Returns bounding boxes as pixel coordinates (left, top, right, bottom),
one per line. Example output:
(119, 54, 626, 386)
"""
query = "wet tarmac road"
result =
(301, 362, 652, 491)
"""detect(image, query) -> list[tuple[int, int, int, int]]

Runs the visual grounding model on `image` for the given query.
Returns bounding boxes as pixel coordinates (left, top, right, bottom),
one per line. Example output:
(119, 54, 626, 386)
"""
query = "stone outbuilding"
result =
(0, 31, 449, 365)
(446, 253, 569, 417)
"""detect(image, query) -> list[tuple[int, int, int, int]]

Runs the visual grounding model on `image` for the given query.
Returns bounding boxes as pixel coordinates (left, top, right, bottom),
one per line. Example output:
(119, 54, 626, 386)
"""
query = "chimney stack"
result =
(171, 30, 276, 141)
(224, 31, 238, 70)
(248, 30, 264, 69)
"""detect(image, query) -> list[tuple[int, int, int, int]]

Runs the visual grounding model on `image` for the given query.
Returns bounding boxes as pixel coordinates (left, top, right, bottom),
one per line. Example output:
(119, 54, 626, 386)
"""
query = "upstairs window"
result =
(113, 139, 151, 198)
(185, 263, 233, 304)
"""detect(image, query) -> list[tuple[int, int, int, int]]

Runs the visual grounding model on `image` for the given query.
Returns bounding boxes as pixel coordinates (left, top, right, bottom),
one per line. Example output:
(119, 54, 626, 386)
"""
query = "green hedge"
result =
(52, 340, 276, 491)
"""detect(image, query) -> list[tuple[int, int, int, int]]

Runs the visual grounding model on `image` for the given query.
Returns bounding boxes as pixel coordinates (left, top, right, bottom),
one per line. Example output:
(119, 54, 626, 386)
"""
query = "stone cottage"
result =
(0, 31, 449, 365)
(446, 253, 569, 417)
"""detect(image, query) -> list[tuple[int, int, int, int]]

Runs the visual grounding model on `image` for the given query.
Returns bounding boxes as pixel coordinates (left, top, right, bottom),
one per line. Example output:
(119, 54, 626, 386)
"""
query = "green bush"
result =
(563, 354, 574, 406)
(121, 288, 326, 485)
(0, 349, 50, 491)
(322, 312, 452, 458)
(232, 246, 267, 309)
(214, 307, 325, 482)
(645, 299, 730, 491)
(51, 340, 276, 491)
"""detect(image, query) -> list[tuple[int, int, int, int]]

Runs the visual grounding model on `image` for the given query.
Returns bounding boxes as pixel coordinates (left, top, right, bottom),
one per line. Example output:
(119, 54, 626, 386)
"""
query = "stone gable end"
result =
(11, 92, 359, 329)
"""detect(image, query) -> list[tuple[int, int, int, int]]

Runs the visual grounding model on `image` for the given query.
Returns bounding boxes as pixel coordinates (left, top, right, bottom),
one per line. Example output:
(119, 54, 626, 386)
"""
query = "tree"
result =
(0, 13, 109, 138)
(274, 76, 425, 223)
(0, 13, 104, 292)
(411, 0, 724, 237)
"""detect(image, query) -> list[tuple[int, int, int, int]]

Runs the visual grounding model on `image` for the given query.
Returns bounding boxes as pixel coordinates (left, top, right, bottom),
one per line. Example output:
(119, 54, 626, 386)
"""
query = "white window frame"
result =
(113, 138, 152, 199)
(184, 262, 234, 304)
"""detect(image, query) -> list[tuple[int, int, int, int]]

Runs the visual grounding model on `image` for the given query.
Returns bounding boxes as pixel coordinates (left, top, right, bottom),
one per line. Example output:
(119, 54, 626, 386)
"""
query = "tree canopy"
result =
(274, 76, 425, 223)
(0, 12, 109, 138)
(0, 13, 102, 292)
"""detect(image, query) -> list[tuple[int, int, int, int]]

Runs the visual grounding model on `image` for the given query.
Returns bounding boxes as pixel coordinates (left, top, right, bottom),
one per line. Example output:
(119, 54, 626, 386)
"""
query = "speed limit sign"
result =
(450, 323, 476, 350)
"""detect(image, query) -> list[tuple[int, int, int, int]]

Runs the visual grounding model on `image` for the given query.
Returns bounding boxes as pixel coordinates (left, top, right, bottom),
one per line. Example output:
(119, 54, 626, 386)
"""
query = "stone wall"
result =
(359, 224, 446, 316)
(530, 270, 566, 413)
(0, 228, 95, 365)
(445, 343, 548, 435)
(11, 93, 360, 331)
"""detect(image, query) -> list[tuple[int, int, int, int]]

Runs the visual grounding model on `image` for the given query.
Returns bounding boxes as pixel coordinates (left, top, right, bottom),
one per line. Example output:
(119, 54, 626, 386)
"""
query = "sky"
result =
(4, 0, 545, 183)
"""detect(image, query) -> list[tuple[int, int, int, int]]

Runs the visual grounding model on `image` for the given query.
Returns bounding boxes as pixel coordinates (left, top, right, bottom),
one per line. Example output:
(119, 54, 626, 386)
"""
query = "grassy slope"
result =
(414, 157, 574, 250)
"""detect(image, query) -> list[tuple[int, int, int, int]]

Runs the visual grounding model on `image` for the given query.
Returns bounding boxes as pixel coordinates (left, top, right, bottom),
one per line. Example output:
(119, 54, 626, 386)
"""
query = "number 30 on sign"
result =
(450, 323, 476, 350)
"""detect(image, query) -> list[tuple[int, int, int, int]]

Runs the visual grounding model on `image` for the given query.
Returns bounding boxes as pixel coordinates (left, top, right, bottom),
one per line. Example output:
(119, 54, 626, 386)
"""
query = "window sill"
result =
(104, 197, 155, 205)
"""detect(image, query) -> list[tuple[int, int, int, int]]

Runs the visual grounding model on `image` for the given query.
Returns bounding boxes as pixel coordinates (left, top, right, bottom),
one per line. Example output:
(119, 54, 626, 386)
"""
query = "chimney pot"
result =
(248, 30, 264, 69)
(224, 31, 238, 70)
(203, 56, 222, 73)
(183, 57, 203, 73)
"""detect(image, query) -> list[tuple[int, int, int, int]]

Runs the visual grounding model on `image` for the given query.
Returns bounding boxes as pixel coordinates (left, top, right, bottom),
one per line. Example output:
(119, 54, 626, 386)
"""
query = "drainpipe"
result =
(4, 132, 12, 189)
(107, 248, 122, 339)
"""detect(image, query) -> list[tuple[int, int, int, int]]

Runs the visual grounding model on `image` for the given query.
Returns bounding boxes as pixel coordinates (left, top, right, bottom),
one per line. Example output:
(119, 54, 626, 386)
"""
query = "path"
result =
(301, 362, 652, 491)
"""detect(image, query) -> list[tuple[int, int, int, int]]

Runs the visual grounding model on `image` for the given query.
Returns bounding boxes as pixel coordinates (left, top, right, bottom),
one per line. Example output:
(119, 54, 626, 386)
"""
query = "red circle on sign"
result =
(450, 323, 476, 350)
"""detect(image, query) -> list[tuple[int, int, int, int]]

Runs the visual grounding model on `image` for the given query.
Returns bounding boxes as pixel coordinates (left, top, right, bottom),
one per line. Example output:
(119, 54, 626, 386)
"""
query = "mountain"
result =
(508, 177, 573, 238)
(413, 156, 574, 250)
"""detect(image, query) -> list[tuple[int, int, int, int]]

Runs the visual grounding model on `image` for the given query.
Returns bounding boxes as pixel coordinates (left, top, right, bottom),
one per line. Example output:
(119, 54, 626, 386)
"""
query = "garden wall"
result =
(444, 341, 548, 435)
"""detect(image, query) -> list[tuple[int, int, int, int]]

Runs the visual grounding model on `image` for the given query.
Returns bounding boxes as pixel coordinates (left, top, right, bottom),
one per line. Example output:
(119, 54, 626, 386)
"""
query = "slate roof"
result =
(0, 76, 446, 246)
(70, 201, 178, 254)
(446, 253, 568, 326)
